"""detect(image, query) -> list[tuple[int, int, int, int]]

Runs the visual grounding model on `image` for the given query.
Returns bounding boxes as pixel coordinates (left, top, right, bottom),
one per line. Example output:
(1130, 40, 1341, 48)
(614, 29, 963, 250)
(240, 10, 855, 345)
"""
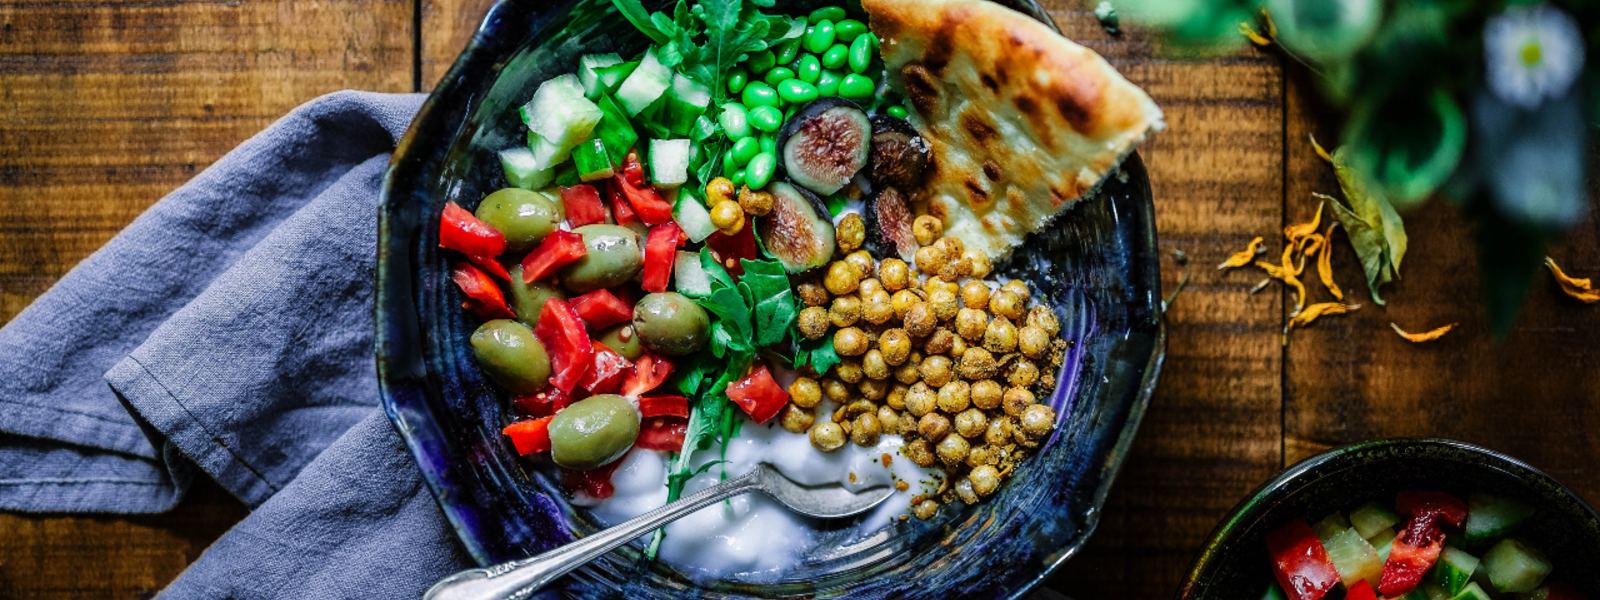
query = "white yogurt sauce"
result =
(574, 417, 934, 580)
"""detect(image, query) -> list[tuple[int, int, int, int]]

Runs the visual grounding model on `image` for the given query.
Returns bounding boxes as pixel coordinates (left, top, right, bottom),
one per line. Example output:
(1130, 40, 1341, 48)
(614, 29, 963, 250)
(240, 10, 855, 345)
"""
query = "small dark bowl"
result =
(1180, 438, 1600, 599)
(376, 0, 1165, 596)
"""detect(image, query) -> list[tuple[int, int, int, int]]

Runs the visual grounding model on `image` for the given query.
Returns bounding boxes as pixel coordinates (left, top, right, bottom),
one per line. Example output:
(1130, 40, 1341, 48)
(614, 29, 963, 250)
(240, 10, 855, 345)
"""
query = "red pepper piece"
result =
(635, 417, 688, 452)
(519, 230, 587, 284)
(562, 457, 624, 499)
(578, 341, 631, 395)
(726, 364, 788, 424)
(621, 353, 674, 398)
(570, 289, 634, 330)
(641, 222, 684, 293)
(501, 416, 554, 455)
(450, 262, 515, 320)
(511, 388, 572, 418)
(532, 298, 594, 393)
(465, 253, 511, 281)
(1396, 491, 1468, 528)
(638, 395, 690, 418)
(705, 227, 757, 276)
(621, 149, 647, 187)
(440, 201, 507, 258)
(1264, 519, 1340, 600)
(1345, 581, 1377, 600)
(612, 175, 674, 225)
(560, 184, 610, 227)
(609, 182, 640, 226)
(1379, 512, 1446, 597)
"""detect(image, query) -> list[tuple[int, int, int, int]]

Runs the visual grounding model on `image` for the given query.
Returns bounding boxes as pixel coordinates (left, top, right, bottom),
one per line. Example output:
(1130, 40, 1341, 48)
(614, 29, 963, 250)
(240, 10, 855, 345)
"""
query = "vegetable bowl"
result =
(375, 0, 1165, 596)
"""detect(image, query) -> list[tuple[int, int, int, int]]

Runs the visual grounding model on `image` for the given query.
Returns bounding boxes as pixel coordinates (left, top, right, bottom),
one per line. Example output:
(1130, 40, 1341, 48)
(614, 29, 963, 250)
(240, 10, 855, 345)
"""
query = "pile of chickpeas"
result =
(780, 212, 1067, 520)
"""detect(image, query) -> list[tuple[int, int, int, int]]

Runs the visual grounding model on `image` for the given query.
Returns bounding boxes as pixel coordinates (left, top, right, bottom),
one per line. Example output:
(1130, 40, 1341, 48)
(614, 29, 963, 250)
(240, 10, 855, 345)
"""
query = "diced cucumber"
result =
(673, 251, 711, 297)
(1366, 527, 1396, 547)
(1260, 583, 1287, 600)
(648, 139, 691, 188)
(1423, 582, 1452, 600)
(578, 53, 624, 98)
(672, 188, 717, 243)
(519, 74, 603, 152)
(1322, 527, 1382, 588)
(1314, 513, 1352, 542)
(1375, 533, 1397, 563)
(593, 60, 639, 94)
(1401, 587, 1432, 600)
(616, 50, 672, 116)
(1467, 493, 1536, 542)
(572, 138, 615, 182)
(1351, 501, 1402, 539)
(1432, 547, 1482, 595)
(553, 162, 580, 187)
(1450, 582, 1493, 600)
(499, 146, 554, 190)
(591, 93, 639, 166)
(663, 73, 712, 136)
(1483, 539, 1552, 593)
(529, 131, 570, 168)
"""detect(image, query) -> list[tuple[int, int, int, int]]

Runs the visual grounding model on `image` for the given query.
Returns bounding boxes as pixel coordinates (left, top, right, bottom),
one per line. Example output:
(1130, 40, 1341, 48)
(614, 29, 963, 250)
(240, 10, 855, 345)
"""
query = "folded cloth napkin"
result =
(0, 91, 473, 598)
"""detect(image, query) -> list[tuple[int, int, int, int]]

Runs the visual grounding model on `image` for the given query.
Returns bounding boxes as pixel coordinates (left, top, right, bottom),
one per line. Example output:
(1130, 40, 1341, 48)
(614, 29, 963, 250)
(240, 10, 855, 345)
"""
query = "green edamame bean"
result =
(731, 136, 761, 165)
(741, 82, 779, 108)
(746, 152, 777, 189)
(748, 105, 784, 133)
(849, 34, 875, 74)
(773, 38, 801, 65)
(835, 19, 867, 42)
(731, 168, 747, 188)
(795, 54, 822, 83)
(548, 394, 640, 470)
(777, 79, 819, 104)
(817, 71, 841, 96)
(808, 6, 846, 23)
(748, 50, 776, 73)
(727, 69, 748, 94)
(759, 135, 777, 155)
(822, 44, 850, 69)
(839, 73, 875, 99)
(722, 151, 740, 178)
(763, 67, 796, 87)
(887, 104, 909, 119)
(804, 20, 836, 54)
(719, 103, 751, 140)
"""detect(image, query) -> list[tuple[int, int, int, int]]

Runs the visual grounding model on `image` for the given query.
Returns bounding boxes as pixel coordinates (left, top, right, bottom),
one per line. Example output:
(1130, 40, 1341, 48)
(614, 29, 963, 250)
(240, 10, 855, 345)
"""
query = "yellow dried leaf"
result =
(1239, 22, 1272, 47)
(1318, 224, 1344, 301)
(1288, 302, 1357, 329)
(1309, 134, 1333, 164)
(1284, 202, 1324, 244)
(1218, 236, 1266, 271)
(1545, 257, 1600, 304)
(1390, 322, 1456, 343)
(1257, 259, 1307, 312)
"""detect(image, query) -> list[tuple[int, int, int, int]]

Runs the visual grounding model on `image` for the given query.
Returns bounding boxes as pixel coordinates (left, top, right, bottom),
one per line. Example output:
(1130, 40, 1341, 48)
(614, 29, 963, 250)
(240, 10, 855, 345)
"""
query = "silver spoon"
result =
(424, 462, 895, 600)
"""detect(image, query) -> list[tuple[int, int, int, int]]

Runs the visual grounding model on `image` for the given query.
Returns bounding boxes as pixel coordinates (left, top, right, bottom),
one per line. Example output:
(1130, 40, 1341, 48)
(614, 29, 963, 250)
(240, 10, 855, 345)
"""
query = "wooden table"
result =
(2, 1, 1597, 597)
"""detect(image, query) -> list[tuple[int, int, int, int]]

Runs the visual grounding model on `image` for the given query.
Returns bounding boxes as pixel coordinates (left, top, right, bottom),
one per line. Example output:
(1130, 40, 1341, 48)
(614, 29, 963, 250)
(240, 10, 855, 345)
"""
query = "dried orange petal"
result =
(1218, 236, 1266, 271)
(1309, 134, 1333, 164)
(1289, 302, 1357, 329)
(1390, 322, 1456, 343)
(1239, 22, 1272, 47)
(1284, 202, 1324, 244)
(1318, 224, 1344, 301)
(1545, 257, 1600, 304)
(1257, 259, 1307, 312)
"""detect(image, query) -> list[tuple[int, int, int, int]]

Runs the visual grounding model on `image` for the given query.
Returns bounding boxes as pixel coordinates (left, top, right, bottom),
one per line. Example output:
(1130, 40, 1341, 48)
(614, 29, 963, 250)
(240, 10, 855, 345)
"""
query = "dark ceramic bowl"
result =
(376, 0, 1165, 596)
(1180, 438, 1600, 599)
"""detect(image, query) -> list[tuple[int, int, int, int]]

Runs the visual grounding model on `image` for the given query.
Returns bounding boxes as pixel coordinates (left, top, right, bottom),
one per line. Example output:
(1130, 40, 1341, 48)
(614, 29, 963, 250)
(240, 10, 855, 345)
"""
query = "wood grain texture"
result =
(422, 0, 498, 87)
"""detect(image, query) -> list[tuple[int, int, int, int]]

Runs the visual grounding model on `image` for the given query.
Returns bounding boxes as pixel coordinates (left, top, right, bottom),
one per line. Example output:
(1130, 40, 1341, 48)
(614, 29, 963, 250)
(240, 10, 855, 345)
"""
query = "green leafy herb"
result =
(1317, 144, 1407, 305)
(794, 335, 841, 376)
(612, 0, 670, 45)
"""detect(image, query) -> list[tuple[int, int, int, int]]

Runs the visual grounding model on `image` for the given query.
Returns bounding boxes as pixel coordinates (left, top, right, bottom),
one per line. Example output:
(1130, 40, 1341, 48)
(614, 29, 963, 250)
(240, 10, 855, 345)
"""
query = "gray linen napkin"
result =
(0, 90, 472, 598)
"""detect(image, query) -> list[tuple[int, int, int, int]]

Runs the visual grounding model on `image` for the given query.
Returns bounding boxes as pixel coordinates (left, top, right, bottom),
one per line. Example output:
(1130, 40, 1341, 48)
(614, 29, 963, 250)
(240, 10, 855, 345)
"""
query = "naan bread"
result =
(863, 0, 1164, 260)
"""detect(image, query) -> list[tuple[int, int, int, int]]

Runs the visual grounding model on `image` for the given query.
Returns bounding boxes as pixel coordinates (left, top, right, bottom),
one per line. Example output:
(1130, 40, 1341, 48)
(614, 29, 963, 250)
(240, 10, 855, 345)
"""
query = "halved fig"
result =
(757, 182, 836, 273)
(865, 186, 918, 260)
(868, 115, 931, 190)
(778, 98, 872, 196)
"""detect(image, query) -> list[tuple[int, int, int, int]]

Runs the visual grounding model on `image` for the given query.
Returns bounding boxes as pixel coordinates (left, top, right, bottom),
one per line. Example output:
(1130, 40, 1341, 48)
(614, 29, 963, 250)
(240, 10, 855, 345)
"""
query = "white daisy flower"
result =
(1484, 3, 1585, 108)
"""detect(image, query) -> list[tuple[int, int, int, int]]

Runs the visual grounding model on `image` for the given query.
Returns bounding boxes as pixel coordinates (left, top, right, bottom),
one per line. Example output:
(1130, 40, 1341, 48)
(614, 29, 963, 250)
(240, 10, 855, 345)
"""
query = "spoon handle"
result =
(424, 468, 764, 600)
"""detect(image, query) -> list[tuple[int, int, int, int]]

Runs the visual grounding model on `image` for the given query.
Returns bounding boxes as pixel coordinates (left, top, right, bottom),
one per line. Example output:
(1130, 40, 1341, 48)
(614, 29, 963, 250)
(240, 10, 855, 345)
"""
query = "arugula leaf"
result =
(794, 335, 841, 375)
(611, 0, 669, 44)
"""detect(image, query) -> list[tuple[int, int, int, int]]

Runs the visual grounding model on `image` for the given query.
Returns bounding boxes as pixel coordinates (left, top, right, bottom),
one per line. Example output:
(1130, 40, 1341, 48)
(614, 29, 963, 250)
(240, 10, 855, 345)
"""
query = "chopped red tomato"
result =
(638, 395, 689, 418)
(570, 289, 633, 330)
(636, 417, 688, 452)
(502, 416, 553, 456)
(726, 364, 787, 424)
(1396, 491, 1468, 527)
(1345, 581, 1377, 600)
(519, 230, 587, 283)
(440, 201, 506, 258)
(511, 389, 572, 418)
(609, 182, 640, 226)
(561, 184, 609, 227)
(641, 222, 684, 293)
(563, 457, 624, 499)
(621, 353, 674, 397)
(578, 341, 631, 395)
(532, 299, 593, 393)
(1264, 520, 1340, 600)
(1379, 512, 1446, 597)
(449, 262, 514, 320)
(465, 253, 511, 281)
(706, 227, 757, 276)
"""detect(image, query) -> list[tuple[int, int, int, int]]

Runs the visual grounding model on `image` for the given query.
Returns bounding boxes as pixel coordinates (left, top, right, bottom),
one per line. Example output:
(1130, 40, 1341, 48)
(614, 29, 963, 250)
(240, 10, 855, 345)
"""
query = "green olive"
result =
(596, 324, 644, 361)
(507, 265, 565, 326)
(559, 224, 643, 293)
(474, 188, 563, 254)
(469, 320, 551, 394)
(548, 394, 640, 470)
(631, 292, 710, 356)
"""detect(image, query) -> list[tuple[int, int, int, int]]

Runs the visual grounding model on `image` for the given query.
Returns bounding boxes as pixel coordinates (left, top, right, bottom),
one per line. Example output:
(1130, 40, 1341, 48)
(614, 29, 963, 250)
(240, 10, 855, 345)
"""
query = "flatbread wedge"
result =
(863, 0, 1164, 260)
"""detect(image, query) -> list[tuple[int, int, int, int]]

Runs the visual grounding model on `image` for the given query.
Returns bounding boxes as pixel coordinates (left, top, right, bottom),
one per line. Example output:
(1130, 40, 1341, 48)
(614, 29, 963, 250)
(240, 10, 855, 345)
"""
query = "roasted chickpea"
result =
(918, 412, 952, 440)
(824, 261, 861, 295)
(858, 278, 883, 298)
(965, 444, 993, 468)
(913, 215, 943, 246)
(970, 465, 1001, 497)
(890, 290, 921, 320)
(894, 361, 921, 385)
(861, 289, 894, 325)
(904, 382, 936, 417)
(810, 422, 847, 452)
(903, 303, 937, 338)
(836, 213, 866, 254)
(928, 289, 959, 322)
(919, 355, 954, 387)
(860, 349, 889, 380)
(797, 306, 830, 339)
(1027, 306, 1061, 335)
(833, 327, 869, 357)
(957, 347, 998, 380)
(983, 316, 1019, 354)
(954, 408, 988, 439)
(780, 404, 816, 433)
(985, 416, 1014, 446)
(710, 200, 745, 235)
(906, 439, 937, 468)
(737, 186, 774, 216)
(876, 405, 900, 433)
(954, 477, 980, 505)
(850, 412, 882, 446)
(1000, 279, 1031, 302)
(835, 360, 864, 384)
(914, 245, 946, 275)
(706, 177, 736, 204)
(971, 379, 1004, 410)
(923, 275, 959, 296)
(829, 295, 863, 327)
(924, 328, 955, 355)
(938, 258, 966, 281)
(789, 377, 823, 408)
(879, 258, 911, 291)
(1020, 404, 1056, 438)
(1002, 387, 1035, 417)
(879, 328, 912, 365)
(1018, 325, 1050, 358)
(937, 236, 965, 258)
(937, 381, 972, 413)
(886, 384, 909, 410)
(859, 378, 888, 401)
(824, 378, 853, 403)
(989, 290, 1025, 321)
(797, 280, 830, 307)
(936, 434, 970, 466)
(914, 498, 940, 520)
(965, 251, 993, 278)
(949, 336, 968, 358)
(955, 308, 988, 341)
(845, 250, 875, 278)
(960, 281, 991, 309)
(1008, 358, 1041, 387)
